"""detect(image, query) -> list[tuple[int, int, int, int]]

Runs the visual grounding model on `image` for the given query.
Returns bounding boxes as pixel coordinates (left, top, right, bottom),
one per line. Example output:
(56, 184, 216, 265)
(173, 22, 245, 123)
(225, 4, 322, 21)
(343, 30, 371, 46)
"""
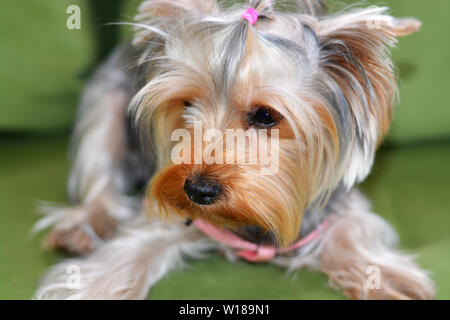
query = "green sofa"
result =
(0, 0, 449, 299)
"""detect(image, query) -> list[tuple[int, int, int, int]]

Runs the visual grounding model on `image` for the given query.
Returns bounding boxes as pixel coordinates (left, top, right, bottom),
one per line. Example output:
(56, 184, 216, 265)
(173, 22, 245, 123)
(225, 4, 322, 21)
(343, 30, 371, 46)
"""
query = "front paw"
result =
(43, 206, 117, 255)
(45, 225, 95, 254)
(340, 265, 435, 300)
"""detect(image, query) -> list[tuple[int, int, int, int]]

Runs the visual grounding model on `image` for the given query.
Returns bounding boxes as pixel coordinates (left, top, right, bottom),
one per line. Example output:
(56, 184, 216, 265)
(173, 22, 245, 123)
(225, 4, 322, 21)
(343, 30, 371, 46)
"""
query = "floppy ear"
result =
(133, 0, 219, 45)
(315, 7, 422, 187)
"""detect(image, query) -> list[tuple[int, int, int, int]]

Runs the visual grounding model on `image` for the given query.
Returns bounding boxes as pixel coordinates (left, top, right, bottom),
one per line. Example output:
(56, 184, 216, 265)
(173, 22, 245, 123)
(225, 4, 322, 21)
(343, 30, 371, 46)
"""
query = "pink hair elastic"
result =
(242, 7, 259, 25)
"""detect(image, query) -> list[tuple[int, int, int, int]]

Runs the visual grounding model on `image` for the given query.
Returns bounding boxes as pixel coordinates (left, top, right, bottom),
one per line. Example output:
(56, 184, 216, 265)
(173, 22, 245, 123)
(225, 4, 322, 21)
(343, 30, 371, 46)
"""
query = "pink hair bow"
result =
(241, 7, 259, 25)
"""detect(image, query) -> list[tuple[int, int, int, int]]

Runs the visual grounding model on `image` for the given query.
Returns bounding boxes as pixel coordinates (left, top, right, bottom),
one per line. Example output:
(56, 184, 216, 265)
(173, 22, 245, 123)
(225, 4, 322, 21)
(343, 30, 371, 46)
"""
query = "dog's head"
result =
(130, 0, 420, 247)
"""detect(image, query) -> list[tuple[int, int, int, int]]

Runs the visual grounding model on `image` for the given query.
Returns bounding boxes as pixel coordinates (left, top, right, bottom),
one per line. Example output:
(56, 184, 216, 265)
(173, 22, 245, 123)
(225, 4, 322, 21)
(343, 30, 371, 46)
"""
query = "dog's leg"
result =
(35, 217, 214, 300)
(35, 45, 152, 255)
(274, 190, 435, 300)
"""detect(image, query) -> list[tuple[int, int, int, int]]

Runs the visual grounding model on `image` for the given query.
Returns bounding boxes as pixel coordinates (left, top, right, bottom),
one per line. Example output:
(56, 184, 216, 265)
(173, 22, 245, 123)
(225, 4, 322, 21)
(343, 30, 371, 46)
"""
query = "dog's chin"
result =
(147, 163, 304, 247)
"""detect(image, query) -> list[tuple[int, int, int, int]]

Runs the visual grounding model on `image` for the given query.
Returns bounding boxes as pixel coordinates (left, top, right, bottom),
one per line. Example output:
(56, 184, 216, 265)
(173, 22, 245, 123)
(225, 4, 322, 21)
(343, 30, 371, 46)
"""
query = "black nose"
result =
(184, 176, 222, 205)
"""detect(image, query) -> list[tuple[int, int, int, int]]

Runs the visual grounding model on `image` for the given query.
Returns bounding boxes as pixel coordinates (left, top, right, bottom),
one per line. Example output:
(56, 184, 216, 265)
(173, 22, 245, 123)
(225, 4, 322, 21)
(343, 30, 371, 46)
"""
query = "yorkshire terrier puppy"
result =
(35, 0, 434, 299)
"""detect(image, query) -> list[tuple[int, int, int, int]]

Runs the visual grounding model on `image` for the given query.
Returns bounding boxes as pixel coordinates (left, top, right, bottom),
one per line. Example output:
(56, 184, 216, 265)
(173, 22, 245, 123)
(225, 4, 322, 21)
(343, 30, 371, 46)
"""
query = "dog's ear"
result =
(379, 17, 422, 37)
(133, 0, 220, 45)
(314, 7, 421, 187)
(318, 7, 421, 39)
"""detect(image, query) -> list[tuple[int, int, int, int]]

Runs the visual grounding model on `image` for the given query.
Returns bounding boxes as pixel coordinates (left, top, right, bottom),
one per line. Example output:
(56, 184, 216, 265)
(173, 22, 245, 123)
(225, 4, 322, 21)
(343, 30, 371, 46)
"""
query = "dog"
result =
(34, 0, 434, 299)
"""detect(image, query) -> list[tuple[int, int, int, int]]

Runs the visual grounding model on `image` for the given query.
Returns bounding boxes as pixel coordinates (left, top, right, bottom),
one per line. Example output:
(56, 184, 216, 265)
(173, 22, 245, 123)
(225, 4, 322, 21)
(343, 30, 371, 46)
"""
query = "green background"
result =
(0, 0, 449, 299)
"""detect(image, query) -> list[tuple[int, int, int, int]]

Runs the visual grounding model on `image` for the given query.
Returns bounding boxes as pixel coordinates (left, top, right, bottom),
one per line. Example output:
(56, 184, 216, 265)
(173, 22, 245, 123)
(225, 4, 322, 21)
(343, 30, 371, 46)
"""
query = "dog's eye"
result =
(183, 101, 193, 108)
(247, 107, 278, 128)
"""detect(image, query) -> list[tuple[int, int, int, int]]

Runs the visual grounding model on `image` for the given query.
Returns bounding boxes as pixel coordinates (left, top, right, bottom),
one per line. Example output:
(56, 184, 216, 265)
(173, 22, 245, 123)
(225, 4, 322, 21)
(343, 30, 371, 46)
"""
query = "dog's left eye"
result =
(247, 107, 279, 128)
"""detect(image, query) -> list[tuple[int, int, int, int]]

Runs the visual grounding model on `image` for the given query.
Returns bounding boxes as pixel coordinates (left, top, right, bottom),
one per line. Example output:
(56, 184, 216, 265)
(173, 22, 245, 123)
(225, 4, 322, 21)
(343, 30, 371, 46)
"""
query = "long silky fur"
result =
(34, 0, 432, 300)
(130, 2, 398, 246)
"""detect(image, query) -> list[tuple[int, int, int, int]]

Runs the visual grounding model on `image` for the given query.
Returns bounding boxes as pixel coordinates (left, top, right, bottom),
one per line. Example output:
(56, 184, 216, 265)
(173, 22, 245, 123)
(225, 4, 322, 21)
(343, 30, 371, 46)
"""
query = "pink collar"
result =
(193, 219, 329, 262)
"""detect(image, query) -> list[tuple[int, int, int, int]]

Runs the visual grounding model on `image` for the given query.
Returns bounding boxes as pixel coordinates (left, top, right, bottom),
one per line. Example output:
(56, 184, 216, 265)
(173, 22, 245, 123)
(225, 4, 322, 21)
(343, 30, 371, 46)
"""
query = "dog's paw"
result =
(340, 266, 435, 300)
(43, 206, 118, 255)
(45, 226, 95, 254)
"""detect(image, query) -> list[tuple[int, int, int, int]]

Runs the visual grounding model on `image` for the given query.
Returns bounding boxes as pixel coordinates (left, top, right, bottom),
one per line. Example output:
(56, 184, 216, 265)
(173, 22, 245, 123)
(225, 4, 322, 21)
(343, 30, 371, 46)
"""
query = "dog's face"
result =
(131, 0, 420, 246)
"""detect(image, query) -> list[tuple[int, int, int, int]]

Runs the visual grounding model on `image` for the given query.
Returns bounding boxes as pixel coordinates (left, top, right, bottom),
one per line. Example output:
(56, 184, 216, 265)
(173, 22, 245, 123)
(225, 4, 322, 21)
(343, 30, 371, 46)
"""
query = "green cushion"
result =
(0, 0, 92, 131)
(0, 136, 449, 299)
(1, 0, 450, 143)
